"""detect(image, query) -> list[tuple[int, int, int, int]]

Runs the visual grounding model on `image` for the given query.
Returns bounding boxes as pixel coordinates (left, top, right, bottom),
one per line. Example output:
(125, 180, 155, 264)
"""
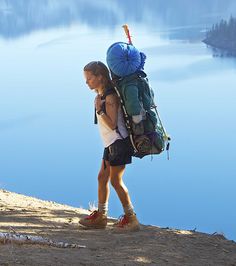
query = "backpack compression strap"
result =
(113, 86, 138, 154)
(147, 80, 171, 159)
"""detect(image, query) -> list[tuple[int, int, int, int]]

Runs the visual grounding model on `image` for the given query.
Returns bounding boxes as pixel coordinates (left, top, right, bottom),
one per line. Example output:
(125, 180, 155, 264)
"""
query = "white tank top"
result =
(97, 105, 128, 148)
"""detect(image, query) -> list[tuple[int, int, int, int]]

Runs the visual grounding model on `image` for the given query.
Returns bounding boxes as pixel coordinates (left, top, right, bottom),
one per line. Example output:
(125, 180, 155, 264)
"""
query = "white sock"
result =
(98, 202, 108, 215)
(123, 203, 135, 216)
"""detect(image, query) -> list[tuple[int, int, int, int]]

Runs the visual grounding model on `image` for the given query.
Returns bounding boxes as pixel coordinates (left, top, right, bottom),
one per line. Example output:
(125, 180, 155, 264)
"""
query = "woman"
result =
(79, 61, 140, 231)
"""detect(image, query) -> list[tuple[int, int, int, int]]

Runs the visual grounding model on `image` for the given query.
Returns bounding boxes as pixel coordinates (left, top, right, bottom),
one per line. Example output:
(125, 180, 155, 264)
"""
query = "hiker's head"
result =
(83, 61, 113, 91)
(106, 42, 146, 78)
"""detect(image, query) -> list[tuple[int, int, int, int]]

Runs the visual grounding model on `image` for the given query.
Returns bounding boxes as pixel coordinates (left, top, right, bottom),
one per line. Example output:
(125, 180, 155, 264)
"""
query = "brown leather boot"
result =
(79, 210, 107, 229)
(113, 213, 140, 232)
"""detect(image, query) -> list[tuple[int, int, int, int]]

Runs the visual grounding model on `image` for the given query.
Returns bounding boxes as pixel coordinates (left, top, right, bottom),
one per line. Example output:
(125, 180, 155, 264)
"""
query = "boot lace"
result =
(86, 210, 99, 220)
(116, 214, 129, 227)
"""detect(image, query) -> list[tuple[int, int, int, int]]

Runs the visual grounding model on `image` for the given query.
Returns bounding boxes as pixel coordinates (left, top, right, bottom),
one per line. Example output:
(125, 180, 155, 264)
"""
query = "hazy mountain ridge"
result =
(1, 0, 236, 39)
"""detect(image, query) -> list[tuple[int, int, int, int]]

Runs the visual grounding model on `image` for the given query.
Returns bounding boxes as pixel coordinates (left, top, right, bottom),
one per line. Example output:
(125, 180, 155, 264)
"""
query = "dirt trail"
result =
(0, 189, 236, 266)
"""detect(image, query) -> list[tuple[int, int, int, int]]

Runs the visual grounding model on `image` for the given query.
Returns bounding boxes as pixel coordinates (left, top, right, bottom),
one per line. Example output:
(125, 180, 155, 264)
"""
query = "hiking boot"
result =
(113, 213, 140, 232)
(79, 210, 107, 229)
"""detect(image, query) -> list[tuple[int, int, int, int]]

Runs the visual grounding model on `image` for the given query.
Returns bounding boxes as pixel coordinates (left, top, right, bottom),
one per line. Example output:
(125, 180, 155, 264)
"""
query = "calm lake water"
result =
(0, 0, 236, 240)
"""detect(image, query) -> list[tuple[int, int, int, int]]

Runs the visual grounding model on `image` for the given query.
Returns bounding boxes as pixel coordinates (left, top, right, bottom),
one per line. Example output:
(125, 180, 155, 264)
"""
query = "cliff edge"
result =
(0, 189, 236, 266)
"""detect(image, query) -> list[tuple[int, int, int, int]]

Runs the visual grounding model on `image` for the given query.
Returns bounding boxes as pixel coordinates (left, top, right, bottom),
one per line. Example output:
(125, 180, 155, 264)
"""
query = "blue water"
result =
(0, 0, 236, 240)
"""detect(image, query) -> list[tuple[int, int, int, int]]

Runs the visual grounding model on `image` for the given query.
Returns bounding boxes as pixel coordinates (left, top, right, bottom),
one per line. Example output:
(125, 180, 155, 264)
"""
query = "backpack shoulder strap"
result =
(101, 87, 116, 100)
(94, 87, 116, 124)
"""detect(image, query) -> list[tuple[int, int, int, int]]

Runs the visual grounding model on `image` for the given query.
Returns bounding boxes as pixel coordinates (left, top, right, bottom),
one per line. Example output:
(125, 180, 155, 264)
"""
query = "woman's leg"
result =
(110, 165, 139, 230)
(79, 159, 110, 228)
(98, 160, 110, 213)
(109, 165, 132, 209)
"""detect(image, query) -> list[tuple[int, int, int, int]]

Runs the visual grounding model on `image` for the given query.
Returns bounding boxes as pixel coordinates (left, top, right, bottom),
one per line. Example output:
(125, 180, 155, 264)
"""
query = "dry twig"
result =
(0, 232, 86, 249)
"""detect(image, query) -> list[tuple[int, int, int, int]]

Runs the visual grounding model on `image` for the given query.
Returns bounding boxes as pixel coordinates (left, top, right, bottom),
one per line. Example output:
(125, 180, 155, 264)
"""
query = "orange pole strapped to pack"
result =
(122, 24, 132, 45)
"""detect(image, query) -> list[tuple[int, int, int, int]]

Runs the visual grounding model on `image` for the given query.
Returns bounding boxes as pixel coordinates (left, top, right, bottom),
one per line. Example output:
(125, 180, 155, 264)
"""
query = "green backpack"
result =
(114, 71, 170, 159)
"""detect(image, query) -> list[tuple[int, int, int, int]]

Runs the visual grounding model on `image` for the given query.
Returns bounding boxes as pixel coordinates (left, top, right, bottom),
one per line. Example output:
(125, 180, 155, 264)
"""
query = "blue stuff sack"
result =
(106, 42, 142, 77)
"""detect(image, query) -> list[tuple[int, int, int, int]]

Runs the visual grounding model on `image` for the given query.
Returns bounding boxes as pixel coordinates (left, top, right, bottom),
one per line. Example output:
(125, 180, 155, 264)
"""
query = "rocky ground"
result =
(0, 189, 236, 266)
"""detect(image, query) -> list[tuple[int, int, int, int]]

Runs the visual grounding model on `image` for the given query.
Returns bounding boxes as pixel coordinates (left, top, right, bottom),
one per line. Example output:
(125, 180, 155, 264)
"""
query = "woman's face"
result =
(84, 70, 102, 90)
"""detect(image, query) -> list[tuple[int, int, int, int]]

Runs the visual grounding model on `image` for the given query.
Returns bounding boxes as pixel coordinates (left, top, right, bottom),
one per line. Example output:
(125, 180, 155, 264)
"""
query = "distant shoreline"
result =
(203, 16, 236, 56)
(202, 38, 236, 56)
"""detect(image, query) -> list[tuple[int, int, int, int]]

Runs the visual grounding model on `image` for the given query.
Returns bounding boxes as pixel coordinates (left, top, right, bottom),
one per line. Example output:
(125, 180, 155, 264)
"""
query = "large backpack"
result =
(113, 71, 170, 159)
(106, 38, 170, 159)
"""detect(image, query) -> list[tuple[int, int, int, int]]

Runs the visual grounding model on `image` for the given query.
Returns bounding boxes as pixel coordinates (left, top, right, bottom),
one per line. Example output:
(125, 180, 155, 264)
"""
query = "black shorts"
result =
(102, 137, 133, 166)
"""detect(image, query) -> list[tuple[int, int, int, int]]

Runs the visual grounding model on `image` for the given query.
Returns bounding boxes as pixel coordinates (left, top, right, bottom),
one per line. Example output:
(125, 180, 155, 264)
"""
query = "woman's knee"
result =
(110, 177, 122, 190)
(98, 171, 109, 185)
(98, 160, 110, 184)
(110, 165, 125, 189)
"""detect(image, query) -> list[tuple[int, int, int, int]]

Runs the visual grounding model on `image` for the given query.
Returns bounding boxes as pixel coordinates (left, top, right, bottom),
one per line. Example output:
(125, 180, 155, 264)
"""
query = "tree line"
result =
(203, 16, 236, 54)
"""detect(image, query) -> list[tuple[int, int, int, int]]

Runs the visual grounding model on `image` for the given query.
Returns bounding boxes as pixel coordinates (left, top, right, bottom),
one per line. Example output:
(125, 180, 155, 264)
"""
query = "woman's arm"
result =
(96, 94, 119, 130)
